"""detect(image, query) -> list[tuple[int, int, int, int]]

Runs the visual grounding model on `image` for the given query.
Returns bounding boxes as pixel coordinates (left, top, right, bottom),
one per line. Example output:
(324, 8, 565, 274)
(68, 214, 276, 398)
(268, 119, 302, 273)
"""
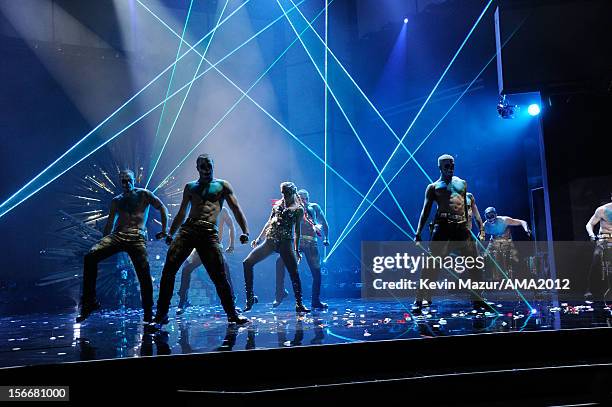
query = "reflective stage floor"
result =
(1, 298, 611, 368)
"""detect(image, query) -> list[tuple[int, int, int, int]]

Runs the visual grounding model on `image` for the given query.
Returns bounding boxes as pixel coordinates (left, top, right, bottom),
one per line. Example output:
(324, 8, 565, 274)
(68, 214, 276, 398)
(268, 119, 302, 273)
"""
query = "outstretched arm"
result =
(586, 208, 602, 239)
(147, 190, 169, 238)
(506, 217, 530, 234)
(223, 181, 249, 243)
(415, 184, 435, 240)
(103, 200, 118, 236)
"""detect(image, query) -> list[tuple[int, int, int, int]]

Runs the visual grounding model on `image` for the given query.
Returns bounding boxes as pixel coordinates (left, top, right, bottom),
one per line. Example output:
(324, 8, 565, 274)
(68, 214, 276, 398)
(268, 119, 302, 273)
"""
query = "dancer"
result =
(414, 154, 482, 310)
(482, 206, 530, 279)
(176, 206, 236, 315)
(243, 182, 310, 313)
(584, 193, 612, 299)
(274, 189, 329, 309)
(77, 170, 169, 323)
(154, 154, 250, 326)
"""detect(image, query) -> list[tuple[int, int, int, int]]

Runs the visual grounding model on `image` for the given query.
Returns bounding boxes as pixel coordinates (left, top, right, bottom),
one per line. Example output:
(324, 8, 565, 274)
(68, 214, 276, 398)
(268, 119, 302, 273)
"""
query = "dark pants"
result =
(243, 239, 303, 303)
(82, 232, 152, 314)
(275, 240, 322, 303)
(416, 221, 479, 303)
(156, 221, 236, 318)
(177, 250, 234, 305)
(586, 240, 612, 295)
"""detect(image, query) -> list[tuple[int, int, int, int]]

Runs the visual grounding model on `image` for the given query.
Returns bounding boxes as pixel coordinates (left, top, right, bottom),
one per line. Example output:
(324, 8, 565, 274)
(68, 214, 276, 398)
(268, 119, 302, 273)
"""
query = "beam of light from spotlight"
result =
(278, 0, 416, 234)
(145, 0, 229, 189)
(0, 0, 311, 220)
(325, 20, 525, 261)
(145, 1, 412, 239)
(145, 0, 194, 188)
(327, 0, 494, 258)
(285, 0, 433, 184)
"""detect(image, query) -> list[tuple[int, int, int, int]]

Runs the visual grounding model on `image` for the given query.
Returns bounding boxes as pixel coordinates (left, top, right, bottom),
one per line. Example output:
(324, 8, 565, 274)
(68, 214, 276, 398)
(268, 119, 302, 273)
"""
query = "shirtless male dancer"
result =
(482, 207, 530, 278)
(154, 154, 250, 325)
(585, 192, 612, 299)
(414, 154, 482, 310)
(77, 169, 169, 323)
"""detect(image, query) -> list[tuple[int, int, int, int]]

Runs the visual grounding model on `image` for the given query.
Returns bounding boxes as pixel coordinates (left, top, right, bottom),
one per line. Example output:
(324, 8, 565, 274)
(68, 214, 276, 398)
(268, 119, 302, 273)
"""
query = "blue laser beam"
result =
(327, 0, 494, 257)
(144, 1, 413, 239)
(145, 0, 195, 188)
(278, 0, 416, 234)
(145, 0, 229, 188)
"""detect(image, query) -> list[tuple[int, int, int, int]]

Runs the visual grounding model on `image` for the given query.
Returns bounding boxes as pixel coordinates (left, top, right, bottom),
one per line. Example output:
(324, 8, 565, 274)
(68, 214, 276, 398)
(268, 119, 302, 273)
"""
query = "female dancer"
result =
(242, 182, 310, 313)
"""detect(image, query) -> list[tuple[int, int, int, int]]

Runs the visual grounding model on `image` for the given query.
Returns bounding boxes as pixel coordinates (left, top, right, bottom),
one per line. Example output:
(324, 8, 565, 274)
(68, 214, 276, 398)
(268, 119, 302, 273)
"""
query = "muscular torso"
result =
(597, 204, 612, 235)
(432, 176, 467, 220)
(186, 179, 226, 226)
(485, 216, 512, 239)
(112, 189, 151, 235)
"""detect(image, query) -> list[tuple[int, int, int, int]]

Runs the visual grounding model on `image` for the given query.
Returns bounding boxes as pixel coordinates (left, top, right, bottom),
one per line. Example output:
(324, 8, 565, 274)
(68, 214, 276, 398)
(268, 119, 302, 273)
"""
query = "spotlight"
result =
(527, 103, 541, 116)
(403, 17, 409, 24)
(497, 94, 518, 119)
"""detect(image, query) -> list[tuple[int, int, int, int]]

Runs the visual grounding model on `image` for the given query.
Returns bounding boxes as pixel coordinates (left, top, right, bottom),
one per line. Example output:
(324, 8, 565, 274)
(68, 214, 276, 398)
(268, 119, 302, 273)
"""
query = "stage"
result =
(1, 298, 610, 368)
(0, 298, 610, 403)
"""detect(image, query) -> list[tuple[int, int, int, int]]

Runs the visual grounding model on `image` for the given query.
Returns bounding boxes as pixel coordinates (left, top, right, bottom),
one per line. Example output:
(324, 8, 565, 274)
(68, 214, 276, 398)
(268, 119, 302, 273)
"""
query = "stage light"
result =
(527, 103, 540, 116)
(497, 94, 518, 119)
(403, 17, 408, 24)
(530, 308, 538, 315)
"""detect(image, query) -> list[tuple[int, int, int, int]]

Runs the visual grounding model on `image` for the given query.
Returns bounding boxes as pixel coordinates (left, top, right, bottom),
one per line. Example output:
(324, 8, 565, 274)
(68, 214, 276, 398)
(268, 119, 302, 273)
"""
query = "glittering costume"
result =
(243, 201, 306, 310)
(275, 203, 324, 307)
(156, 219, 238, 320)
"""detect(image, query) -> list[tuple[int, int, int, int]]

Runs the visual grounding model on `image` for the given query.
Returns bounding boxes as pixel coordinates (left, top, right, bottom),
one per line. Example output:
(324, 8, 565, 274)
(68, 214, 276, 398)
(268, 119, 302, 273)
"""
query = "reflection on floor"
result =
(1, 298, 610, 368)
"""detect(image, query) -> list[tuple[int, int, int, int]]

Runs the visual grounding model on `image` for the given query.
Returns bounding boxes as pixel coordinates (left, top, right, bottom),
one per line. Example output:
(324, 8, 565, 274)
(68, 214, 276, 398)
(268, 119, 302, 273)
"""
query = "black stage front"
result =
(1, 299, 610, 403)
